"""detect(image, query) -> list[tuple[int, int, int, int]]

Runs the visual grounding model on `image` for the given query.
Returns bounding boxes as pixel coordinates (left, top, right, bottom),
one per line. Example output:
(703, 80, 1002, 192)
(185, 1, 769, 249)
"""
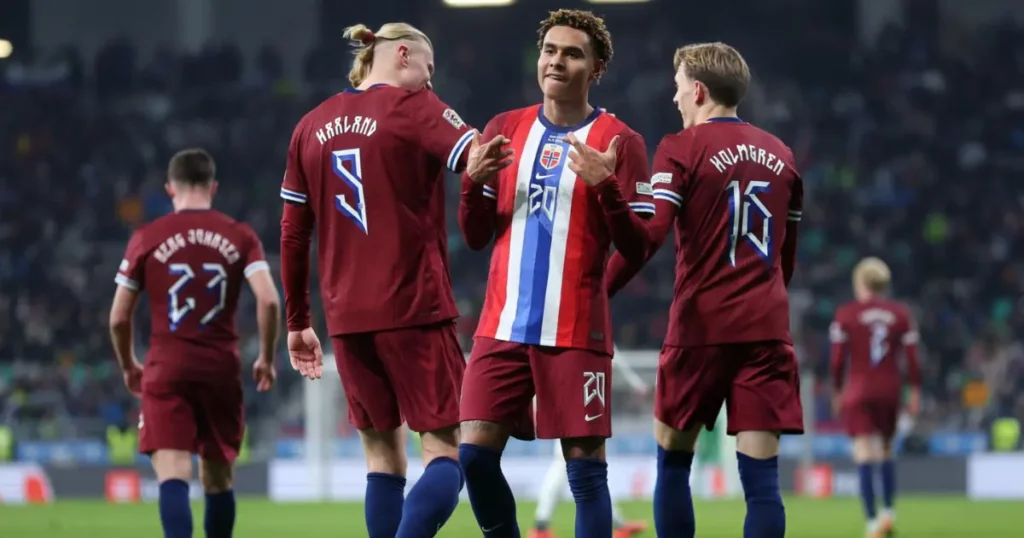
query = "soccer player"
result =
(278, 22, 512, 538)
(458, 10, 653, 538)
(530, 347, 650, 538)
(829, 257, 921, 538)
(109, 148, 280, 538)
(606, 43, 804, 538)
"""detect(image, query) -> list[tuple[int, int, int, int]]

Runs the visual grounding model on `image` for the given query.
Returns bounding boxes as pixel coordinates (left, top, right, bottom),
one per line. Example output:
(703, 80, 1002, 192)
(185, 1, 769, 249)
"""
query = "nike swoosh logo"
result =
(584, 414, 603, 422)
(481, 524, 503, 533)
(535, 173, 556, 180)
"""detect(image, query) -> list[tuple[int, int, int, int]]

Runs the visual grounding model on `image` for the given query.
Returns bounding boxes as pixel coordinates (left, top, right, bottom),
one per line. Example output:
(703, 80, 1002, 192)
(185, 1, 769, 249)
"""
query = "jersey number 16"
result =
(725, 180, 772, 266)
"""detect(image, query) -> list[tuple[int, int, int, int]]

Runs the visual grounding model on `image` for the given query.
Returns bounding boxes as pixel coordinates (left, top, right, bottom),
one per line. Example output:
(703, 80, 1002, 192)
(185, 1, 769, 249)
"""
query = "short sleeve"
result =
(240, 225, 270, 278)
(613, 132, 654, 217)
(398, 89, 475, 172)
(650, 137, 686, 217)
(115, 230, 147, 291)
(280, 123, 309, 205)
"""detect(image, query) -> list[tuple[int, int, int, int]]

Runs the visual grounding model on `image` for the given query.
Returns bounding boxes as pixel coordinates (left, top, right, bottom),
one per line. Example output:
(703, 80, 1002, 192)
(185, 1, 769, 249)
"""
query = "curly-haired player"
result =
(458, 9, 654, 538)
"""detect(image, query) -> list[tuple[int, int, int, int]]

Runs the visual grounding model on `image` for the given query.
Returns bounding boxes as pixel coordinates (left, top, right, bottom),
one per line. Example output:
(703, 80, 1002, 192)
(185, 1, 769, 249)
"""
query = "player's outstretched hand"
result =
(122, 360, 143, 397)
(566, 132, 618, 186)
(466, 129, 514, 184)
(253, 356, 276, 392)
(907, 386, 921, 416)
(288, 328, 324, 380)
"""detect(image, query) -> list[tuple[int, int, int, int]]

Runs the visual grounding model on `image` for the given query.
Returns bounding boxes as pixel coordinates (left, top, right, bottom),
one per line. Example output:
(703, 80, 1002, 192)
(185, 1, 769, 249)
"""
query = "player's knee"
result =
(359, 427, 407, 475)
(151, 449, 193, 482)
(880, 437, 895, 460)
(852, 435, 883, 462)
(736, 430, 781, 459)
(419, 424, 460, 464)
(560, 436, 605, 460)
(459, 420, 509, 451)
(199, 459, 234, 493)
(654, 419, 700, 452)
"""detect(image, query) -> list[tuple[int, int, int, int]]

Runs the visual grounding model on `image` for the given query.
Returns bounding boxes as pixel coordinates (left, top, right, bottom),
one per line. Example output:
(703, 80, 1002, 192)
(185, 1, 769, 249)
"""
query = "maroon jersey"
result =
(279, 85, 474, 335)
(115, 210, 268, 376)
(829, 298, 922, 401)
(607, 117, 802, 346)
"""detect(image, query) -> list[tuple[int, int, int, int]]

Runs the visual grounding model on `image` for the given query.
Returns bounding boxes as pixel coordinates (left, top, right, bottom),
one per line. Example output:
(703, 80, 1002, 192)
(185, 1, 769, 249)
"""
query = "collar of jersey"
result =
(706, 116, 745, 123)
(343, 83, 389, 94)
(537, 105, 604, 132)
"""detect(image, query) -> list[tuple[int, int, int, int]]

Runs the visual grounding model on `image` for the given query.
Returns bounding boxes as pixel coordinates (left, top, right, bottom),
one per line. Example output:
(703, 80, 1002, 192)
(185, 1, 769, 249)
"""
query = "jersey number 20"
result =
(168, 262, 227, 331)
(725, 180, 772, 266)
(332, 149, 368, 234)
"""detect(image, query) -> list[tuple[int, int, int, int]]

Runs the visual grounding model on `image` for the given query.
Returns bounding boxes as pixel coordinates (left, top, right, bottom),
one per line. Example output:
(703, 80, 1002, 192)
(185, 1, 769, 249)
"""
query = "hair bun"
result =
(361, 30, 375, 45)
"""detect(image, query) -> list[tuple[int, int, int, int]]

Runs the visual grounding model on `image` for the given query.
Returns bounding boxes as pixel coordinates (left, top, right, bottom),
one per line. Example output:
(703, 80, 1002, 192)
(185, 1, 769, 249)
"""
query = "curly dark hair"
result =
(536, 9, 614, 66)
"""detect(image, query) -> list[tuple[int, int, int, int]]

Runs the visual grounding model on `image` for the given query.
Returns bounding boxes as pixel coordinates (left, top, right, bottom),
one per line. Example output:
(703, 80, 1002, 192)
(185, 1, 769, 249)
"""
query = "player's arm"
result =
(279, 123, 315, 332)
(902, 312, 922, 414)
(242, 229, 280, 366)
(398, 89, 475, 173)
(458, 115, 505, 250)
(781, 166, 803, 286)
(828, 316, 848, 393)
(591, 132, 651, 263)
(606, 139, 682, 297)
(109, 231, 146, 382)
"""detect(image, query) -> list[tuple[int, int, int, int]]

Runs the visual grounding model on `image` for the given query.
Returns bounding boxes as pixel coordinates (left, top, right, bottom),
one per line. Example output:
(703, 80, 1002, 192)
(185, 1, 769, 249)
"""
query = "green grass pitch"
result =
(1, 497, 1020, 536)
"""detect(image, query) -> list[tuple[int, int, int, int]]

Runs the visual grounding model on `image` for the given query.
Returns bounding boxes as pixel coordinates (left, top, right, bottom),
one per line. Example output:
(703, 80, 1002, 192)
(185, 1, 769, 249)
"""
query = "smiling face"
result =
(537, 25, 601, 101)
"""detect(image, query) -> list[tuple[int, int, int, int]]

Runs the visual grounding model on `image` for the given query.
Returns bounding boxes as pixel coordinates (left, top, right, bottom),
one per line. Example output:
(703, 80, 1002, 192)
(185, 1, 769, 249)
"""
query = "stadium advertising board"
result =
(0, 463, 55, 504)
(968, 453, 1024, 499)
(269, 456, 967, 501)
(41, 463, 268, 500)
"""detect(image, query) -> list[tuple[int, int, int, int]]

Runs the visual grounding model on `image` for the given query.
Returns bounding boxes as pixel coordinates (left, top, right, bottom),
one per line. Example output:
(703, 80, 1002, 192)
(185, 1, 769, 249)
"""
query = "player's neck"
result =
(357, 73, 397, 91)
(172, 193, 213, 212)
(542, 97, 593, 127)
(694, 104, 739, 126)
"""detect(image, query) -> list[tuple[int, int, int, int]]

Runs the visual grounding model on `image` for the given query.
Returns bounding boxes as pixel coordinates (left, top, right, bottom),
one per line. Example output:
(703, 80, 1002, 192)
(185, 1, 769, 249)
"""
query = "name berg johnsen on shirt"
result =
(153, 229, 242, 265)
(315, 115, 379, 145)
(708, 143, 787, 176)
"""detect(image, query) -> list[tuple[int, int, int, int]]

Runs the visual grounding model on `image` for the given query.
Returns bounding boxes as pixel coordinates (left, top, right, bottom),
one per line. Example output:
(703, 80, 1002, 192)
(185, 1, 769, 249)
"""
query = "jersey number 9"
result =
(332, 148, 368, 234)
(725, 180, 772, 266)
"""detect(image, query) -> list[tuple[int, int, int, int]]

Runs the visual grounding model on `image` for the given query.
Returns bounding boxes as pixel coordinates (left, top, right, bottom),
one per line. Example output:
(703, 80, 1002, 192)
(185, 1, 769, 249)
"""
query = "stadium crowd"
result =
(1, 13, 1022, 444)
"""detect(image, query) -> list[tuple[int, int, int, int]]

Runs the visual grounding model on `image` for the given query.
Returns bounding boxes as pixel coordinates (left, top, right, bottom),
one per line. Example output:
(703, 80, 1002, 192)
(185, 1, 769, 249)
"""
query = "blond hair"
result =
(853, 257, 892, 293)
(342, 23, 433, 88)
(673, 42, 751, 108)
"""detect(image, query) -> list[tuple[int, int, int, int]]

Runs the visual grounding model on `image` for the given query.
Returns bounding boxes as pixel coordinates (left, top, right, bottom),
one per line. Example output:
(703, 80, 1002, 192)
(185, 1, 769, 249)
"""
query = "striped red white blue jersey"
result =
(465, 105, 651, 354)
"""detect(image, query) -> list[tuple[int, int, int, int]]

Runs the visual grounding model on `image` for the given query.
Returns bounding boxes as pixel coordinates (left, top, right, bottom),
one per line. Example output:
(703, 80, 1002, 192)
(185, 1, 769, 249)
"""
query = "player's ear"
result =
(694, 81, 707, 106)
(396, 44, 410, 67)
(592, 61, 605, 84)
(209, 180, 218, 197)
(164, 182, 175, 198)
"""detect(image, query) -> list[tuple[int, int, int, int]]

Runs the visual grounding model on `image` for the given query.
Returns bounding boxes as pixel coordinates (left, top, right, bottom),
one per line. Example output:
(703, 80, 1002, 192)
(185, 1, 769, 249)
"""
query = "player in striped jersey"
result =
(457, 9, 652, 538)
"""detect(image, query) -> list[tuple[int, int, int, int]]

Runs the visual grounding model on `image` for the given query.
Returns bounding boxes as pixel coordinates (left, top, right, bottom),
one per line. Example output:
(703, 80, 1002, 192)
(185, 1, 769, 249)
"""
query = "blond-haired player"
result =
(530, 347, 649, 538)
(606, 42, 804, 538)
(830, 257, 921, 538)
(281, 21, 511, 538)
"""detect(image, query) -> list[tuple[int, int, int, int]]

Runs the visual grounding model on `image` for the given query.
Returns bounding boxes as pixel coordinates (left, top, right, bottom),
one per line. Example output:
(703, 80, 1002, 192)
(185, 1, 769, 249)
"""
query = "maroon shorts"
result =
(842, 398, 900, 438)
(139, 376, 244, 462)
(460, 337, 612, 440)
(331, 321, 464, 433)
(656, 341, 804, 435)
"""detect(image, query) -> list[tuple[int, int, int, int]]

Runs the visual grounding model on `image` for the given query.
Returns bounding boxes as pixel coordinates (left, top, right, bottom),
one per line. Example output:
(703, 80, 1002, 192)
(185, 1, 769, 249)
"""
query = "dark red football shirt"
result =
(607, 117, 803, 346)
(830, 298, 921, 401)
(279, 85, 474, 335)
(115, 209, 268, 378)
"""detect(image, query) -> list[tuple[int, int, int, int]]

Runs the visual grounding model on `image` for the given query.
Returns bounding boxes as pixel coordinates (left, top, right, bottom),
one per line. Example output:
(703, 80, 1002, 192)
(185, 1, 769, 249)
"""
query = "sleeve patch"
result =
(635, 182, 653, 195)
(443, 108, 466, 129)
(651, 172, 672, 185)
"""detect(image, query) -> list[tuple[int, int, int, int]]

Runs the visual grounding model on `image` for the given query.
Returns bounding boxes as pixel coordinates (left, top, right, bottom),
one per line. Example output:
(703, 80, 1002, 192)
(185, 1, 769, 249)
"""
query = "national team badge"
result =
(539, 143, 563, 170)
